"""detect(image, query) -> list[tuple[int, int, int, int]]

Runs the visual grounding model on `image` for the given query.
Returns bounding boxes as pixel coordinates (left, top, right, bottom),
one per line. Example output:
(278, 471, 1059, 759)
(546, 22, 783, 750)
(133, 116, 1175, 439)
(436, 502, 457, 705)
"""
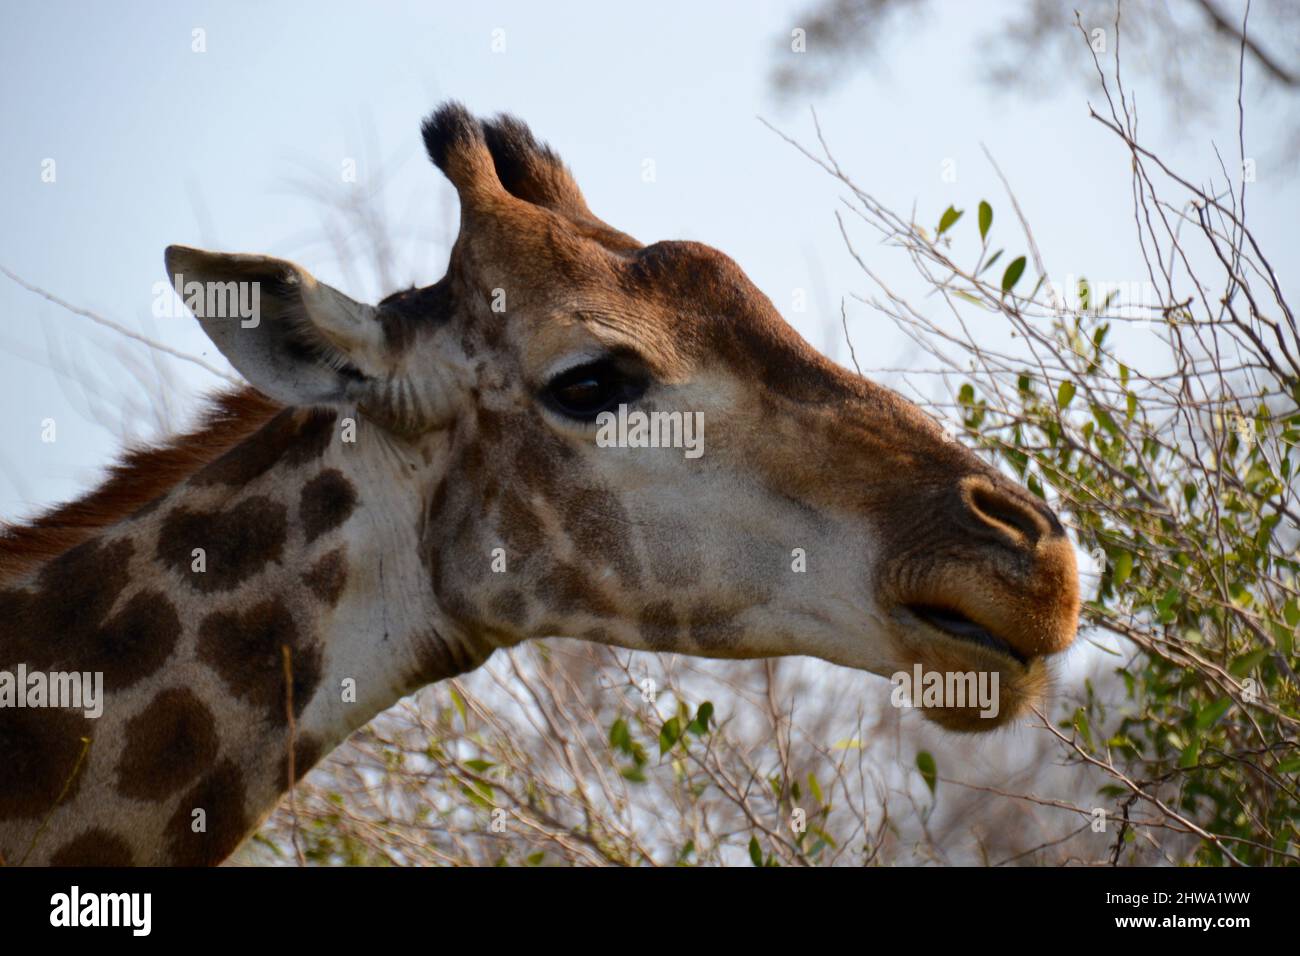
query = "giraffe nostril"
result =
(964, 478, 1051, 546)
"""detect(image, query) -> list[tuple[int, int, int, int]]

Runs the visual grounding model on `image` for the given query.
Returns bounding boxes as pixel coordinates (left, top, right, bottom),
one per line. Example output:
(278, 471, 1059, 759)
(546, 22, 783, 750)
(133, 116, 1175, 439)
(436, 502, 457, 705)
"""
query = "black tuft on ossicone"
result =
(481, 114, 561, 194)
(421, 101, 484, 173)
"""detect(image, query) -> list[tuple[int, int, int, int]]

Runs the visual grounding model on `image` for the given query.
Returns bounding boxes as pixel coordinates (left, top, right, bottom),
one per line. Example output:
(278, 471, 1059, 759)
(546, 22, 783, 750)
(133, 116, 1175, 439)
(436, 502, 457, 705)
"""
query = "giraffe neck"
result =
(0, 405, 488, 865)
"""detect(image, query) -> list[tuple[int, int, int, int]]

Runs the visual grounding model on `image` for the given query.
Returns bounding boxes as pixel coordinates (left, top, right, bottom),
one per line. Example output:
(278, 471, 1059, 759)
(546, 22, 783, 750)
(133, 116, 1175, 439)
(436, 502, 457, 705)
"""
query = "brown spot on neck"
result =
(302, 547, 349, 606)
(49, 828, 135, 867)
(1, 540, 181, 693)
(79, 589, 183, 692)
(116, 688, 219, 802)
(0, 706, 90, 823)
(196, 600, 322, 722)
(165, 759, 250, 866)
(299, 470, 359, 543)
(534, 562, 616, 617)
(1, 537, 134, 668)
(157, 497, 289, 593)
(639, 601, 679, 651)
(688, 603, 744, 651)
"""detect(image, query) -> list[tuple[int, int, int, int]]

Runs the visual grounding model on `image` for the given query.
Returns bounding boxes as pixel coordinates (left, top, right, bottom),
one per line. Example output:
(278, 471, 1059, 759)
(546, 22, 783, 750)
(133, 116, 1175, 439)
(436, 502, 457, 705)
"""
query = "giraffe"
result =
(0, 103, 1080, 866)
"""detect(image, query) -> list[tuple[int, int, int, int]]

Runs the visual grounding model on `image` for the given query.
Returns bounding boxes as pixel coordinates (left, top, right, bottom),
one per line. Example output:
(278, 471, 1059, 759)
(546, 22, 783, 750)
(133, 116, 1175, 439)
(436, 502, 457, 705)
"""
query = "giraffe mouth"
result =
(905, 604, 1028, 667)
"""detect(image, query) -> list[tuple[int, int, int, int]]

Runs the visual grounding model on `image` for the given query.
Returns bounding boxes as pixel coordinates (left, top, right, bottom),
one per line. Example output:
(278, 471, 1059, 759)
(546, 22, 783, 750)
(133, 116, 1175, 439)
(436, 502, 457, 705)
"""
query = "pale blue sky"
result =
(1, 0, 1294, 517)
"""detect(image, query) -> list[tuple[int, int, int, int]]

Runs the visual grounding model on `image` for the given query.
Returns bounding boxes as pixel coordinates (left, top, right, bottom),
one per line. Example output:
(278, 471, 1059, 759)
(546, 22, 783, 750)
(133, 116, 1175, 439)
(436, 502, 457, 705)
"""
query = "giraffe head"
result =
(166, 103, 1079, 731)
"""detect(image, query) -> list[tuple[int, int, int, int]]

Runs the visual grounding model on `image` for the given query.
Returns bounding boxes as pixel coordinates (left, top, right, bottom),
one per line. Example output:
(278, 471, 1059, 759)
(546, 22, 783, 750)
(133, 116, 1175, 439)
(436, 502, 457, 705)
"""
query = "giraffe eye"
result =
(542, 359, 647, 422)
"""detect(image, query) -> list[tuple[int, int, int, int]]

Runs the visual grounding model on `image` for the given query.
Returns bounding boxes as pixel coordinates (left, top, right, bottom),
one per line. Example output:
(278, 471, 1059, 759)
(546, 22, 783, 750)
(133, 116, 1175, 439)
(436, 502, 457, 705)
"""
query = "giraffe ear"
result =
(164, 245, 387, 407)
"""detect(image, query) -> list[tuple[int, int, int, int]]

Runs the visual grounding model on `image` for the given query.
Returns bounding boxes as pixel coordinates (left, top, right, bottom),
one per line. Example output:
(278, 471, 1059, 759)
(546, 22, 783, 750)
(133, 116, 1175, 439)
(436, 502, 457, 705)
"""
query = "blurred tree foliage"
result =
(771, 0, 1300, 151)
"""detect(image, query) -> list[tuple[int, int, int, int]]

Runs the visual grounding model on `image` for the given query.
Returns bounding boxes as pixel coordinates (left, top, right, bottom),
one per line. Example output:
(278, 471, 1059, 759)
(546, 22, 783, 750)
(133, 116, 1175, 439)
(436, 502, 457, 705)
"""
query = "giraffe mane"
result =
(0, 386, 281, 583)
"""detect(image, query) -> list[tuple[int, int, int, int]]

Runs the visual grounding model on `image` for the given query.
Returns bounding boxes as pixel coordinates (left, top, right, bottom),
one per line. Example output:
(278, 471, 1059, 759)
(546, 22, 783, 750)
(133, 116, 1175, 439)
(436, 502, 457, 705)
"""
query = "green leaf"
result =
(1112, 550, 1133, 586)
(978, 200, 992, 240)
(1001, 255, 1027, 293)
(807, 772, 824, 804)
(449, 687, 468, 727)
(748, 836, 763, 867)
(1229, 649, 1268, 678)
(687, 701, 714, 736)
(1093, 406, 1119, 436)
(1272, 621, 1293, 657)
(1056, 381, 1076, 409)
(1276, 757, 1300, 774)
(978, 248, 1004, 275)
(658, 717, 682, 755)
(916, 751, 937, 795)
(459, 781, 494, 809)
(1072, 707, 1094, 749)
(938, 205, 963, 236)
(1284, 597, 1299, 628)
(810, 825, 838, 851)
(1194, 697, 1232, 730)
